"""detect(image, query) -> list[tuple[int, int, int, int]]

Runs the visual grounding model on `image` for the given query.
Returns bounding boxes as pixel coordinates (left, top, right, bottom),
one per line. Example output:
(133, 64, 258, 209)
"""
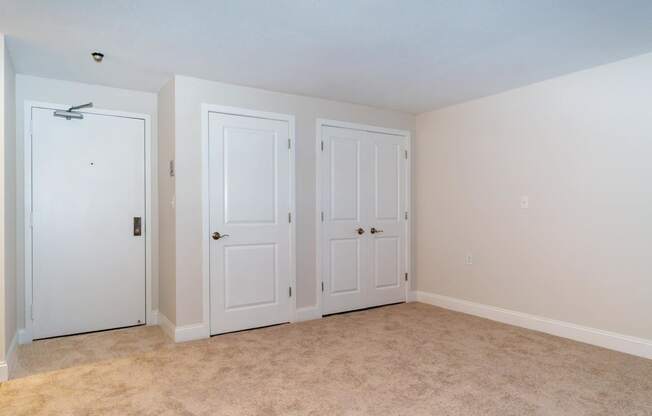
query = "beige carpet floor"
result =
(10, 324, 174, 379)
(1, 302, 651, 415)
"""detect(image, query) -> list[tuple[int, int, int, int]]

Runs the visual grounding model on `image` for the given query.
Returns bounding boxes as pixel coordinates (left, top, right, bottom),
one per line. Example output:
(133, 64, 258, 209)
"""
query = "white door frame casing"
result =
(201, 105, 297, 337)
(315, 119, 412, 317)
(22, 101, 154, 344)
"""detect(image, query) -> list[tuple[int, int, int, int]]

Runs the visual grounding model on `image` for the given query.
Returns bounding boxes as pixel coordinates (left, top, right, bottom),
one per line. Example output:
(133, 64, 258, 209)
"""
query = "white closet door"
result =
(209, 112, 292, 334)
(32, 108, 146, 339)
(366, 131, 407, 307)
(321, 126, 371, 315)
(321, 124, 407, 315)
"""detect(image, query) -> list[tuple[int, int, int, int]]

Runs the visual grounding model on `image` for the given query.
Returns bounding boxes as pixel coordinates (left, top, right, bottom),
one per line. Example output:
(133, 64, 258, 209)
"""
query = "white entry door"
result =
(208, 111, 293, 335)
(321, 124, 407, 315)
(32, 107, 146, 339)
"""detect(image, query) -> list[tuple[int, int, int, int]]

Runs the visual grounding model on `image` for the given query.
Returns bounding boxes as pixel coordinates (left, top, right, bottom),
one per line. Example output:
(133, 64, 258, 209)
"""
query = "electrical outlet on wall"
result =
(465, 253, 473, 265)
(520, 195, 529, 209)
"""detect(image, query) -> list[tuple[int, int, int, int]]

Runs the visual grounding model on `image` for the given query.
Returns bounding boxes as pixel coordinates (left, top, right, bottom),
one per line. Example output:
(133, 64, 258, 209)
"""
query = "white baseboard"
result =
(412, 290, 652, 360)
(18, 328, 32, 345)
(158, 312, 209, 343)
(295, 306, 322, 322)
(148, 309, 159, 326)
(6, 332, 18, 377)
(174, 322, 209, 342)
(406, 290, 418, 302)
(0, 332, 18, 382)
(158, 312, 175, 340)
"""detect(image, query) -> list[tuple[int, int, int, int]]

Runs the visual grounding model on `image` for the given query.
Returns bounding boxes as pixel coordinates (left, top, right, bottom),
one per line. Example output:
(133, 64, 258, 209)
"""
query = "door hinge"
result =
(404, 211, 408, 220)
(321, 141, 324, 151)
(289, 286, 292, 297)
(404, 149, 408, 159)
(321, 211, 324, 222)
(288, 212, 292, 223)
(404, 273, 408, 282)
(288, 138, 292, 150)
(321, 281, 324, 292)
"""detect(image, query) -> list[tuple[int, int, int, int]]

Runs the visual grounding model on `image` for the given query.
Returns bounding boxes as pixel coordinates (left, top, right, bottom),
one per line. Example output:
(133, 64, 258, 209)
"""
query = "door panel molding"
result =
(373, 236, 401, 289)
(329, 237, 361, 295)
(373, 142, 401, 221)
(22, 101, 153, 344)
(223, 243, 278, 310)
(316, 119, 411, 316)
(202, 105, 296, 337)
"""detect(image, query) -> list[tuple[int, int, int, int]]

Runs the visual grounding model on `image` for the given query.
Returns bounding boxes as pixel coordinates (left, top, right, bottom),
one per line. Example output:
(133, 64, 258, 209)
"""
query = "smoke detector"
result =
(91, 52, 104, 63)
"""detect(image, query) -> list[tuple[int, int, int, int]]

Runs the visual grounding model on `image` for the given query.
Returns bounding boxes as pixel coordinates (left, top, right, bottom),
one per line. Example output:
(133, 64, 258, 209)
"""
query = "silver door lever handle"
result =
(212, 232, 230, 240)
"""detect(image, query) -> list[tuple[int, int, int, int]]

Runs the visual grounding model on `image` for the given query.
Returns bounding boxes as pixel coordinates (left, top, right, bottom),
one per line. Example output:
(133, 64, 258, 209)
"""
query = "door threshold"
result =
(33, 323, 146, 341)
(323, 301, 405, 317)
(210, 322, 290, 337)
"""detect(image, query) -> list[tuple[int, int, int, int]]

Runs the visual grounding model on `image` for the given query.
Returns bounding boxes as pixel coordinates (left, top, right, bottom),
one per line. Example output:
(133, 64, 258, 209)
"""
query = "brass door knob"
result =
(212, 232, 230, 240)
(356, 227, 365, 235)
(370, 227, 384, 234)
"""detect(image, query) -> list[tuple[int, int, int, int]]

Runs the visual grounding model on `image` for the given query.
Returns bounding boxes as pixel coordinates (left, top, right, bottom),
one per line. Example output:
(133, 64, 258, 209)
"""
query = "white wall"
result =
(0, 33, 17, 380)
(415, 52, 652, 340)
(0, 33, 6, 367)
(157, 79, 176, 324)
(172, 75, 415, 326)
(15, 75, 159, 329)
(3, 36, 16, 359)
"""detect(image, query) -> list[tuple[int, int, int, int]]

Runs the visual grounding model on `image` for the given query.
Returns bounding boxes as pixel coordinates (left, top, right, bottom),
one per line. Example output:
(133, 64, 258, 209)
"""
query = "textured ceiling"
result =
(2, 0, 652, 113)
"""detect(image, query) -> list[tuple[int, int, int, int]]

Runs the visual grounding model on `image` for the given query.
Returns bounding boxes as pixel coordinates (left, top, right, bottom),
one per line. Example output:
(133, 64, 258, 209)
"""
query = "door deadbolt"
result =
(133, 217, 142, 236)
(212, 232, 229, 240)
(356, 227, 365, 235)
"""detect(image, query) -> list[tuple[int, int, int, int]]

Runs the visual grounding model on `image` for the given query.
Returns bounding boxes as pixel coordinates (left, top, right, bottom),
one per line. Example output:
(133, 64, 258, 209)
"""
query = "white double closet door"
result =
(321, 125, 408, 315)
(31, 107, 146, 340)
